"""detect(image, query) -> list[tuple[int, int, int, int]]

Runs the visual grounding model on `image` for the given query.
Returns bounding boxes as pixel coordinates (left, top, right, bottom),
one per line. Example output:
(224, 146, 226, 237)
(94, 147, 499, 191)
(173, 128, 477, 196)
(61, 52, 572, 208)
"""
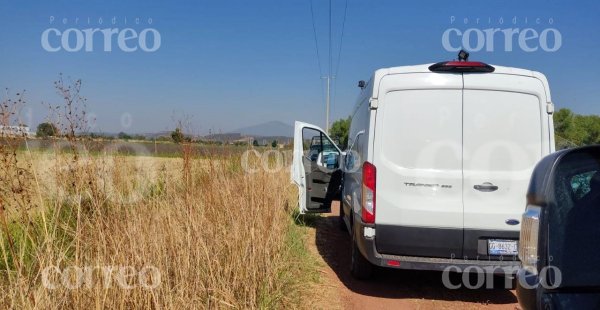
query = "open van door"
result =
(292, 121, 343, 213)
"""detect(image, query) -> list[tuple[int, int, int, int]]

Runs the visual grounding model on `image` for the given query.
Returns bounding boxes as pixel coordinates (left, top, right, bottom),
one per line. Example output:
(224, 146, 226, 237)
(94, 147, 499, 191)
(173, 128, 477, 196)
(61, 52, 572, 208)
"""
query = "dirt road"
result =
(306, 202, 520, 310)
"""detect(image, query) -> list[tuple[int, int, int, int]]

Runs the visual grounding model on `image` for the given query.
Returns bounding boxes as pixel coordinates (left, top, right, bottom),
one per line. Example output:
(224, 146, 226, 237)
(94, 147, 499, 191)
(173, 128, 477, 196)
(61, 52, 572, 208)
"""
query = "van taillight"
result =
(429, 61, 495, 73)
(361, 161, 376, 224)
(519, 205, 541, 275)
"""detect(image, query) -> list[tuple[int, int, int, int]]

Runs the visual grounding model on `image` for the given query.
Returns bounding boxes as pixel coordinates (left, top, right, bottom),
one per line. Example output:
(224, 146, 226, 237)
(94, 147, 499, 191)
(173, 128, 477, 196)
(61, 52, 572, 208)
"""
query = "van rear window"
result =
(379, 89, 462, 170)
(463, 90, 542, 172)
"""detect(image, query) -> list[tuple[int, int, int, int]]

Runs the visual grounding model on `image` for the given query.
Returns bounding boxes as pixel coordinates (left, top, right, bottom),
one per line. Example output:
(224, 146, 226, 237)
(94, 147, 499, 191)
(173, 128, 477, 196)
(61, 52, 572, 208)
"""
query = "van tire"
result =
(350, 232, 373, 280)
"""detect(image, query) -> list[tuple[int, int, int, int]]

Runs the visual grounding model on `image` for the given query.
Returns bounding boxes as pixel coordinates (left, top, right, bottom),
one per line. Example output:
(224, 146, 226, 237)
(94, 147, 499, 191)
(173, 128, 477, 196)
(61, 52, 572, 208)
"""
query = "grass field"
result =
(0, 140, 318, 309)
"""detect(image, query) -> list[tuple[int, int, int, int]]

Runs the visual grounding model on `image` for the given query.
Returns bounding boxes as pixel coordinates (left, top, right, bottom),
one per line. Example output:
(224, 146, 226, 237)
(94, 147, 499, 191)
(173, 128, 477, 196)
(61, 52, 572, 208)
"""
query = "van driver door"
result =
(291, 121, 343, 213)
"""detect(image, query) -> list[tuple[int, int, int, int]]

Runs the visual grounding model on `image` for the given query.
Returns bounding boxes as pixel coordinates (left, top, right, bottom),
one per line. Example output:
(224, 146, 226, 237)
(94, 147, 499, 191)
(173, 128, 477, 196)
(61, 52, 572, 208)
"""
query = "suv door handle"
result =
(474, 182, 498, 192)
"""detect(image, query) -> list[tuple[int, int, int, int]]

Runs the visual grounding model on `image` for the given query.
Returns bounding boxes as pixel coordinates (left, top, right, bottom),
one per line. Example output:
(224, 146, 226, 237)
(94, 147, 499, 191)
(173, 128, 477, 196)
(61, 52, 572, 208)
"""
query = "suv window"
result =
(550, 152, 600, 288)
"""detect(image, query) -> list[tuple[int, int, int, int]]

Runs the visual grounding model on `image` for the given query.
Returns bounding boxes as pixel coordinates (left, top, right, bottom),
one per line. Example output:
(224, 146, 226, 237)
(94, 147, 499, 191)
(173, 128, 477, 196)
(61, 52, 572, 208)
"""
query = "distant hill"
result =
(233, 121, 293, 138)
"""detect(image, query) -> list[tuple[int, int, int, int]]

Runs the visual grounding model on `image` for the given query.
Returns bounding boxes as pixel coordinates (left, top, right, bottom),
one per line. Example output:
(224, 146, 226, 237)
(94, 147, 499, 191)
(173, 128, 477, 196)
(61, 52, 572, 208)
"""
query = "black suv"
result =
(517, 145, 600, 309)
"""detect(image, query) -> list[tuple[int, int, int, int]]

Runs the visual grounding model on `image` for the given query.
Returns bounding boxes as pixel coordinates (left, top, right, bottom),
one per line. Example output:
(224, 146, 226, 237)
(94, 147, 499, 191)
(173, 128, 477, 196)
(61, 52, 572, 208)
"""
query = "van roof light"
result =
(429, 50, 495, 73)
(429, 61, 495, 73)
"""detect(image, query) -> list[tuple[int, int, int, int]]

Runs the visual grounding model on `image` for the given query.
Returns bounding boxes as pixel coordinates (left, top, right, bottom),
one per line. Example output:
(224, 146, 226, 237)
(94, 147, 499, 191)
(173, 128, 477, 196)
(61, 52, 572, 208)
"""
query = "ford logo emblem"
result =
(505, 219, 520, 226)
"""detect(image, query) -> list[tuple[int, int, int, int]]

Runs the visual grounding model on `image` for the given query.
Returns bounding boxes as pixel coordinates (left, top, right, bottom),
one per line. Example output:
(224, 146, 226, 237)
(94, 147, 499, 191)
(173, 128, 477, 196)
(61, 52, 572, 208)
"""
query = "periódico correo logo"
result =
(41, 16, 161, 52)
(442, 16, 562, 53)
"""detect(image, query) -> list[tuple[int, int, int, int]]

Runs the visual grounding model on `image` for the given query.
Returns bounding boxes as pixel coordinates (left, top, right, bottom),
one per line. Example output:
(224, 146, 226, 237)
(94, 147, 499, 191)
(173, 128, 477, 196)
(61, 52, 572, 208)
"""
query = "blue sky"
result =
(0, 0, 599, 134)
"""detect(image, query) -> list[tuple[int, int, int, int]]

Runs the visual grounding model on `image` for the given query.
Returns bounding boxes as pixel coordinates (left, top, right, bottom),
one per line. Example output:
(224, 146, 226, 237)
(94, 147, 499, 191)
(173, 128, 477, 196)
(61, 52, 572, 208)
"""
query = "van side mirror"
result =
(340, 152, 347, 170)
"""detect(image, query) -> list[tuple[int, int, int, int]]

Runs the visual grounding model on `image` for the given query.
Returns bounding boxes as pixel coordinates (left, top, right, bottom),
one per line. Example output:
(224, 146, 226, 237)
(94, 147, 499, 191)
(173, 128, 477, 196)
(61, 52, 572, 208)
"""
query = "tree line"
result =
(554, 108, 600, 149)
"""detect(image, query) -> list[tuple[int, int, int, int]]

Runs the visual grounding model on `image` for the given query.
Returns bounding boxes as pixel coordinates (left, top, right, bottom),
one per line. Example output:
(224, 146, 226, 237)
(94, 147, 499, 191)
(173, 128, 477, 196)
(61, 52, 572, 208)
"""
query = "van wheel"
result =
(350, 232, 373, 280)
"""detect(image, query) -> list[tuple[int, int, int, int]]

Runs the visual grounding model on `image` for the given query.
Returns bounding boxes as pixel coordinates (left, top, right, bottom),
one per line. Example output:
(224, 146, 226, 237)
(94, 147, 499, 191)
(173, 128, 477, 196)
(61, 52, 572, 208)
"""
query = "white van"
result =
(292, 57, 555, 279)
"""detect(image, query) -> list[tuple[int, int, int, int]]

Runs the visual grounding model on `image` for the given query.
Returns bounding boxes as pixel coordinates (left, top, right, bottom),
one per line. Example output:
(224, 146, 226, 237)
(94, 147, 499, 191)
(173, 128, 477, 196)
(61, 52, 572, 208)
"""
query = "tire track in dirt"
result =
(306, 202, 521, 310)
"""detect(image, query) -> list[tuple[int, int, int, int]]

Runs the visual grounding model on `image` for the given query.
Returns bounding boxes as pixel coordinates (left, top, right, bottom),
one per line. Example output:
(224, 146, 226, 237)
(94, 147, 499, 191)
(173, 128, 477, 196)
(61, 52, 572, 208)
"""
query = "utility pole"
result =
(325, 76, 330, 133)
(325, 0, 332, 133)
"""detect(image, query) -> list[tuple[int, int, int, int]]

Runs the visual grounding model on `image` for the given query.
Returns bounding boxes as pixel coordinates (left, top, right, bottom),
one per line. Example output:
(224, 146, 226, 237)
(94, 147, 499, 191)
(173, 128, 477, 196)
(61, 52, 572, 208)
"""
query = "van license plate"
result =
(488, 239, 518, 256)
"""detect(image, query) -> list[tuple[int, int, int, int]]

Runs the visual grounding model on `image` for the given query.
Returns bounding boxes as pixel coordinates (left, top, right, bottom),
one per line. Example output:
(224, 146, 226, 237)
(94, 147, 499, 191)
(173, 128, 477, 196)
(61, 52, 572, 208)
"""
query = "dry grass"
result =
(0, 143, 318, 309)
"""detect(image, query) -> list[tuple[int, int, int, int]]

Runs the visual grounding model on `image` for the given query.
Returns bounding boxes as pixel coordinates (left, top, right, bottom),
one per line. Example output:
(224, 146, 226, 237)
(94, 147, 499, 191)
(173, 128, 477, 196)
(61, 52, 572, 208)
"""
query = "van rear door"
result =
(373, 73, 464, 258)
(462, 74, 548, 258)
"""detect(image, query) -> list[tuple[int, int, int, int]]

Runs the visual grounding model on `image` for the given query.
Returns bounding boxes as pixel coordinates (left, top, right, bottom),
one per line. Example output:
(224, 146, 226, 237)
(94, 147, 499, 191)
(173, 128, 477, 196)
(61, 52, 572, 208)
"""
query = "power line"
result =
(332, 0, 348, 123)
(326, 0, 332, 132)
(308, 0, 326, 115)
(309, 0, 323, 77)
(308, 0, 349, 132)
(328, 0, 332, 79)
(334, 0, 348, 79)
